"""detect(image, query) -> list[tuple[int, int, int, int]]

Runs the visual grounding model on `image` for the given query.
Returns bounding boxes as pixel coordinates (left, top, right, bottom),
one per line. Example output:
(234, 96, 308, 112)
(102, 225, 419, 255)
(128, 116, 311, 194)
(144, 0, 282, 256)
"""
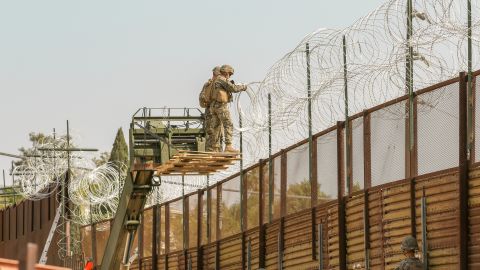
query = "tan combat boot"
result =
(224, 144, 240, 153)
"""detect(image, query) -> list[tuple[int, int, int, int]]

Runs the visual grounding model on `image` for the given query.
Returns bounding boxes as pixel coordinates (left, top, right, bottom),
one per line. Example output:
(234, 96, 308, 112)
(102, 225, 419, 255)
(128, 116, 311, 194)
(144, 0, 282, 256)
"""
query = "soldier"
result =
(210, 64, 247, 152)
(202, 66, 222, 152)
(394, 236, 423, 270)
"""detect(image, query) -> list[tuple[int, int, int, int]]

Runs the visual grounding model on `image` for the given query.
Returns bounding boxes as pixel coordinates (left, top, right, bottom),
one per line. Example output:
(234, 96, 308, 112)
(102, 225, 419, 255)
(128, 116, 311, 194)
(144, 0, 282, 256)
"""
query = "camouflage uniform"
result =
(394, 257, 423, 270)
(210, 74, 246, 151)
(394, 236, 423, 270)
(203, 66, 222, 152)
(203, 79, 215, 151)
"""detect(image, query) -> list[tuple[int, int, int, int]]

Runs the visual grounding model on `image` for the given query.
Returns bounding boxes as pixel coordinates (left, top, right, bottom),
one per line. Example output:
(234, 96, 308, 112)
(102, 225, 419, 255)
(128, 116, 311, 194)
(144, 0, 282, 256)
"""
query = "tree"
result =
(0, 187, 21, 209)
(14, 132, 68, 166)
(92, 151, 110, 167)
(108, 128, 129, 166)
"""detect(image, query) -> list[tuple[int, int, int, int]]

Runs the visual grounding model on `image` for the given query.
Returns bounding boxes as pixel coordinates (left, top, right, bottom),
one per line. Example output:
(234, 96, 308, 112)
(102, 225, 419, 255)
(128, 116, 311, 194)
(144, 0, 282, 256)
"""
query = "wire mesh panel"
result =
(169, 199, 183, 252)
(160, 205, 166, 255)
(272, 156, 282, 220)
(351, 118, 364, 190)
(417, 82, 459, 174)
(316, 130, 338, 201)
(370, 101, 406, 186)
(286, 143, 311, 214)
(246, 166, 260, 229)
(143, 208, 153, 257)
(262, 163, 269, 224)
(201, 191, 207, 245)
(188, 194, 198, 248)
(210, 186, 217, 242)
(219, 176, 241, 238)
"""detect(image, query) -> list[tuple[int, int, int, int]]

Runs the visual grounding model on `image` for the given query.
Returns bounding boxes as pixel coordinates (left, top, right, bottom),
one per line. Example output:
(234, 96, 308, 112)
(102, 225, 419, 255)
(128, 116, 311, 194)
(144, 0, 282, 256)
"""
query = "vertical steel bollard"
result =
(247, 237, 252, 270)
(318, 223, 323, 270)
(421, 190, 428, 270)
(278, 233, 283, 269)
(363, 207, 370, 270)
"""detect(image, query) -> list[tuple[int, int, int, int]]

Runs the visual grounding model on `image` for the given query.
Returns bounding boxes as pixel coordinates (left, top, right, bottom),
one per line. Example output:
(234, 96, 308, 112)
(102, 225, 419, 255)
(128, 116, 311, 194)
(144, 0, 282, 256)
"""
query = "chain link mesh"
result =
(316, 130, 338, 200)
(370, 101, 406, 186)
(417, 82, 459, 174)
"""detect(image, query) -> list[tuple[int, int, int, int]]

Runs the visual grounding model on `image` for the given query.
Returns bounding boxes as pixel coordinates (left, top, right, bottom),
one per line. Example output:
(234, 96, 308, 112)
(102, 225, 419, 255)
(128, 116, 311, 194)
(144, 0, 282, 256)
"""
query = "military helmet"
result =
(212, 66, 221, 76)
(220, 65, 234, 75)
(400, 236, 419, 251)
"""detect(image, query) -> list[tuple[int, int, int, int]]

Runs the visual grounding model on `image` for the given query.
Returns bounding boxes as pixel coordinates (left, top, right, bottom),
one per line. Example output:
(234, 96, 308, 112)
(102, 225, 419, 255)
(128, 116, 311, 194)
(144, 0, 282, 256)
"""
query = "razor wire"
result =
(152, 0, 480, 200)
(223, 0, 480, 169)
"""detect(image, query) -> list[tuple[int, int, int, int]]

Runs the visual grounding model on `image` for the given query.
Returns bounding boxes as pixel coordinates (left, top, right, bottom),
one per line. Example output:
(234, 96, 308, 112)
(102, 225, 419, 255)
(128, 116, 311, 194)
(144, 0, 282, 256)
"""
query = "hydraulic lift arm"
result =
(100, 169, 154, 270)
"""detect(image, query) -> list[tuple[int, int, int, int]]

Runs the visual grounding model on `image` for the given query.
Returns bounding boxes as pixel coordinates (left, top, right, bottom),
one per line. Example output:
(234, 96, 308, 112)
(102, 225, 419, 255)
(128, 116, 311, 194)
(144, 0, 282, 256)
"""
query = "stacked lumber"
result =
(155, 151, 241, 175)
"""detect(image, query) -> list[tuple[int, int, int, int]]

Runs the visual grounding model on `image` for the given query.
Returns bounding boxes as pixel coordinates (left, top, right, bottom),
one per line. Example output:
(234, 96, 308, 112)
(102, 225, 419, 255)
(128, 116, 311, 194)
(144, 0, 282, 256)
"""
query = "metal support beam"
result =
(406, 0, 414, 151)
(467, 0, 473, 158)
(277, 221, 284, 270)
(247, 237, 252, 270)
(215, 241, 220, 270)
(0, 152, 23, 159)
(280, 151, 287, 217)
(410, 178, 417, 237)
(259, 159, 265, 227)
(268, 93, 273, 223)
(240, 113, 245, 232)
(311, 208, 317, 260)
(363, 191, 370, 270)
(337, 121, 347, 270)
(363, 112, 372, 188)
(459, 72, 469, 270)
(152, 205, 158, 270)
(306, 42, 315, 207)
(207, 176, 211, 244)
(343, 35, 352, 194)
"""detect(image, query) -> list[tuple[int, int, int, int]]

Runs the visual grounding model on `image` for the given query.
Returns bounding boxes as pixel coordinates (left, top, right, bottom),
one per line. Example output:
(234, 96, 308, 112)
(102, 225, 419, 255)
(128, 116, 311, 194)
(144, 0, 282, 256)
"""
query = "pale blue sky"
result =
(0, 0, 385, 184)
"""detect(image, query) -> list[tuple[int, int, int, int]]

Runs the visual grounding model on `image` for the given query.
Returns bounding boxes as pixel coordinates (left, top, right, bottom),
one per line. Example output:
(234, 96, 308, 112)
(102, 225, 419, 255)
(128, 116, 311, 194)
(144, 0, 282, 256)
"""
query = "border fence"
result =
(80, 70, 480, 269)
(1, 70, 479, 269)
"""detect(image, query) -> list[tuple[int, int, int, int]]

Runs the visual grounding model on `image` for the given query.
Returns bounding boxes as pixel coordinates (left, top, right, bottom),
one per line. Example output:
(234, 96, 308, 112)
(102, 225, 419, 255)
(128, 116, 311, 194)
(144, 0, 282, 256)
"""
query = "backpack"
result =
(199, 80, 214, 108)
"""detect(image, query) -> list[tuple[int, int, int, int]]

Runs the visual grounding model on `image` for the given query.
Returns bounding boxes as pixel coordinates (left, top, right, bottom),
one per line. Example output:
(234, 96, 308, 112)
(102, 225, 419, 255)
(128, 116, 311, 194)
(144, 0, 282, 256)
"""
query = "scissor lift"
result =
(100, 108, 239, 270)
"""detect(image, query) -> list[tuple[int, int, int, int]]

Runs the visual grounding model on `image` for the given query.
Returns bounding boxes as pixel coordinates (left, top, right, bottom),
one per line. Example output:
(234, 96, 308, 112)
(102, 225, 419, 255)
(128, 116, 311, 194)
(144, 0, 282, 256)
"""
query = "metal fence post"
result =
(363, 190, 370, 270)
(318, 222, 323, 270)
(268, 93, 274, 223)
(247, 237, 252, 270)
(363, 112, 372, 189)
(337, 121, 347, 270)
(152, 205, 158, 270)
(459, 72, 469, 270)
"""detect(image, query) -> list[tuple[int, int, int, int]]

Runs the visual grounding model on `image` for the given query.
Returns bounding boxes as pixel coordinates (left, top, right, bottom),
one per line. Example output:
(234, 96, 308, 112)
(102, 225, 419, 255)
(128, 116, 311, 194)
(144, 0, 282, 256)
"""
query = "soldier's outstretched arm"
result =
(216, 79, 246, 93)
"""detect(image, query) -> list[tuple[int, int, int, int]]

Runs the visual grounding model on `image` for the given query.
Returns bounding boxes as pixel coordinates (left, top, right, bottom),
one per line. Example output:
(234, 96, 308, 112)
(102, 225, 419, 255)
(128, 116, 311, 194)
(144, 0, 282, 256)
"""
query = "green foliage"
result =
(352, 181, 362, 193)
(92, 151, 110, 167)
(108, 128, 128, 166)
(0, 187, 22, 209)
(15, 132, 68, 167)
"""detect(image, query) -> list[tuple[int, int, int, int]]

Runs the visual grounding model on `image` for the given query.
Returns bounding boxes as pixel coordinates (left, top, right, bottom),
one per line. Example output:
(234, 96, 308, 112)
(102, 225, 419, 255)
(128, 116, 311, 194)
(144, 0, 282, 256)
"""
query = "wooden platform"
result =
(154, 150, 241, 175)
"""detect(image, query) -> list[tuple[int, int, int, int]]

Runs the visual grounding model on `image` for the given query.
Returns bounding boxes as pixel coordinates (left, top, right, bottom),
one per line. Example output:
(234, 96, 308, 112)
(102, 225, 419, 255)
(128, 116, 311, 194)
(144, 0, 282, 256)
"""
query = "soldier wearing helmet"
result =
(209, 64, 247, 152)
(394, 236, 423, 270)
(202, 66, 223, 152)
